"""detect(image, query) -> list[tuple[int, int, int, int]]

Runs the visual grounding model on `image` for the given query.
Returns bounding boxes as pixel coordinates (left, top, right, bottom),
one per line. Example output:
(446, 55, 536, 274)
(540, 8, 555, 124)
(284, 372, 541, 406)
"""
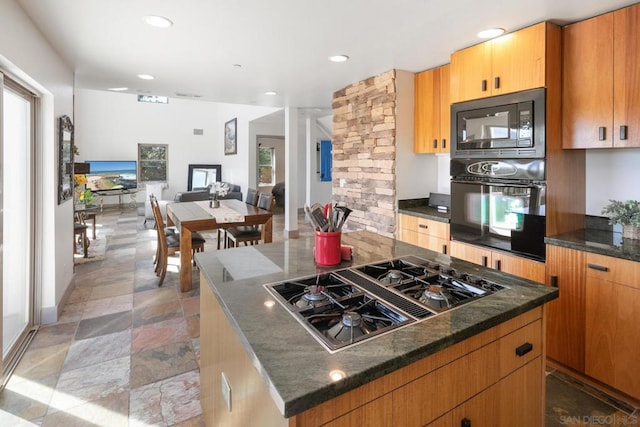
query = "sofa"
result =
(173, 188, 210, 202)
(174, 182, 243, 202)
(272, 182, 285, 207)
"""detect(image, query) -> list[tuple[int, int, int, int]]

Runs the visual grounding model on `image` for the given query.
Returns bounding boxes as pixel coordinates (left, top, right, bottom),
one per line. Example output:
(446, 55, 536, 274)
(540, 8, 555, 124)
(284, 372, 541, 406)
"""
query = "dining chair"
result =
(150, 195, 206, 286)
(74, 222, 89, 258)
(226, 192, 274, 248)
(218, 187, 261, 249)
(245, 188, 259, 206)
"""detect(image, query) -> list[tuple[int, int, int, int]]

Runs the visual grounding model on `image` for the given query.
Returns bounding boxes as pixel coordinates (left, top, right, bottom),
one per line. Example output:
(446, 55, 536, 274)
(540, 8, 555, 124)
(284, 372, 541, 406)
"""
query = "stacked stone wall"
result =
(332, 70, 396, 237)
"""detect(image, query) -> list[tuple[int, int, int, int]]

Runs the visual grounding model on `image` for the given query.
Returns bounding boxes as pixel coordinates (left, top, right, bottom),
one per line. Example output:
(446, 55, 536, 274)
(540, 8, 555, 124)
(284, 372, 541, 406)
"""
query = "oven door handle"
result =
(451, 179, 545, 190)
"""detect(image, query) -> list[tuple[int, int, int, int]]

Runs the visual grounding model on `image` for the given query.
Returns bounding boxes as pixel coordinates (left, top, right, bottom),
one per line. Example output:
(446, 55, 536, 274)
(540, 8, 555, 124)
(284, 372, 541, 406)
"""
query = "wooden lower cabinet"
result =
(544, 245, 585, 372)
(452, 357, 543, 427)
(200, 278, 287, 427)
(450, 240, 546, 283)
(584, 253, 640, 400)
(201, 277, 545, 427)
(397, 214, 450, 255)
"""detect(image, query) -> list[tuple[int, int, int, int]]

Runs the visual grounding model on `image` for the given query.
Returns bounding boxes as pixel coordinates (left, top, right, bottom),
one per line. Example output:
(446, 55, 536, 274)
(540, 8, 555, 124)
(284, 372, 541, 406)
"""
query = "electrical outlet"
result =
(339, 178, 346, 188)
(221, 372, 232, 411)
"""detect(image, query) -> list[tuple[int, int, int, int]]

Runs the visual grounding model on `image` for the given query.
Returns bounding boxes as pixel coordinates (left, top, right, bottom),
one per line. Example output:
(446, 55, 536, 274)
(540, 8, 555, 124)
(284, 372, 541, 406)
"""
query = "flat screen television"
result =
(85, 160, 137, 191)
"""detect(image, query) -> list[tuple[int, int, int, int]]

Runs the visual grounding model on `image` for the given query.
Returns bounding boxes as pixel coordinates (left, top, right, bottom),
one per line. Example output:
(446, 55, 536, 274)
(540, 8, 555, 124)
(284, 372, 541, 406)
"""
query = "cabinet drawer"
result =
(585, 252, 640, 289)
(498, 319, 542, 378)
(399, 214, 449, 240)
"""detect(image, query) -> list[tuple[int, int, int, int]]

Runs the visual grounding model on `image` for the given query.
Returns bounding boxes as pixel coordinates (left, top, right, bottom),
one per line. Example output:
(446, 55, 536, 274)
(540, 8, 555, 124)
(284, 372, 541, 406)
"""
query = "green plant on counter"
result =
(601, 199, 640, 226)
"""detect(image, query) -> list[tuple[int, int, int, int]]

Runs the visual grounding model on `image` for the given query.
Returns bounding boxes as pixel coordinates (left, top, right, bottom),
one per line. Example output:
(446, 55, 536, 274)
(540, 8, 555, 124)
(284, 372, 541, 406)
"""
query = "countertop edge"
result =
(398, 207, 450, 223)
(545, 231, 640, 262)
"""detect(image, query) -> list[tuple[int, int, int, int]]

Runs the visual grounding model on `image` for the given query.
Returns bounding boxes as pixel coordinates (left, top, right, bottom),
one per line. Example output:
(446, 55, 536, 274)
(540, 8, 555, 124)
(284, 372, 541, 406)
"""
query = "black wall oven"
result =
(450, 159, 546, 261)
(451, 88, 545, 159)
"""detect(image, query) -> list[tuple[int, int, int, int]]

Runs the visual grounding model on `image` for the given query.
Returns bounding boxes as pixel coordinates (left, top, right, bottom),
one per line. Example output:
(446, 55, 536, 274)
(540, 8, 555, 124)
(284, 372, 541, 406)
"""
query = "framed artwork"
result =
(58, 115, 74, 204)
(224, 118, 237, 155)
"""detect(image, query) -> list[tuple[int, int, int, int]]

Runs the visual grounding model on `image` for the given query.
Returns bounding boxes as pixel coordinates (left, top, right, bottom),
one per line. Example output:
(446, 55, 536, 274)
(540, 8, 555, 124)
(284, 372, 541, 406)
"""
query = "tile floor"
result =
(0, 207, 637, 426)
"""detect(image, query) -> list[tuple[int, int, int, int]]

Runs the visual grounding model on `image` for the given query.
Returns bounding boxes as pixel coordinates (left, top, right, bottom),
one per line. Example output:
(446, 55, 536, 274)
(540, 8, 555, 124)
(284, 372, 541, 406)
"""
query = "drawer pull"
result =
(494, 76, 500, 89)
(442, 138, 447, 149)
(433, 139, 438, 149)
(515, 342, 533, 357)
(550, 275, 558, 288)
(587, 263, 609, 272)
(418, 224, 429, 229)
(442, 244, 447, 255)
(461, 418, 471, 427)
(481, 256, 488, 267)
(481, 80, 487, 92)
(494, 259, 501, 270)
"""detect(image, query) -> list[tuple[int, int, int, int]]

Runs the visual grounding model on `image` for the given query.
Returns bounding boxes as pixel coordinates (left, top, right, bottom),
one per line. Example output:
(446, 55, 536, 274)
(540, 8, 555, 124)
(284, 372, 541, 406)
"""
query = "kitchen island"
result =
(196, 231, 557, 426)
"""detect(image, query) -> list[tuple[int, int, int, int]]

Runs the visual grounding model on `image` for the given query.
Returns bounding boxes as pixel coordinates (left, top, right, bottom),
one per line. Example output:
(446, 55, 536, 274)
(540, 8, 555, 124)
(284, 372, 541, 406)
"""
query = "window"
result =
(258, 146, 275, 186)
(138, 143, 168, 182)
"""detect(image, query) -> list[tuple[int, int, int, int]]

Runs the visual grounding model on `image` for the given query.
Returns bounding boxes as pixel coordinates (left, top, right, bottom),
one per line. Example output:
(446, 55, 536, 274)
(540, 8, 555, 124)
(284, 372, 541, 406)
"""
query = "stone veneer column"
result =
(332, 69, 397, 237)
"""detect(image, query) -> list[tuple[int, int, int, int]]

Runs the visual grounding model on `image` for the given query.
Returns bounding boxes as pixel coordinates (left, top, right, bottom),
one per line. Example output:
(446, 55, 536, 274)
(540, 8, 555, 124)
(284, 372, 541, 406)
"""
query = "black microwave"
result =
(451, 88, 546, 159)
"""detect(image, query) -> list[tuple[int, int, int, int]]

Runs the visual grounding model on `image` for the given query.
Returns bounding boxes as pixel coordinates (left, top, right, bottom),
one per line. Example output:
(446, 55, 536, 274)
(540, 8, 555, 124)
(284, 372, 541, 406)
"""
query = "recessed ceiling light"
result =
(328, 54, 349, 63)
(143, 15, 173, 28)
(477, 28, 505, 39)
(264, 91, 277, 96)
(233, 64, 242, 68)
(137, 74, 155, 80)
(108, 87, 128, 92)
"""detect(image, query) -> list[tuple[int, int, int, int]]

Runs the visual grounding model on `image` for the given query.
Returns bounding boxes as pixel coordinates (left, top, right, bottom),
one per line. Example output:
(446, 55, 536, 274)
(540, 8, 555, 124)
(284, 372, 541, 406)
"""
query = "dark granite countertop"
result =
(195, 231, 557, 418)
(545, 229, 640, 262)
(398, 198, 450, 223)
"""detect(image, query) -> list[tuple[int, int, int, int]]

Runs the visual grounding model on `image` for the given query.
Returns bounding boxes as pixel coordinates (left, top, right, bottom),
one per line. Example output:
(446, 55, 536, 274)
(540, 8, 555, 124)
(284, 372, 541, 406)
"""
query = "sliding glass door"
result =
(1, 73, 37, 386)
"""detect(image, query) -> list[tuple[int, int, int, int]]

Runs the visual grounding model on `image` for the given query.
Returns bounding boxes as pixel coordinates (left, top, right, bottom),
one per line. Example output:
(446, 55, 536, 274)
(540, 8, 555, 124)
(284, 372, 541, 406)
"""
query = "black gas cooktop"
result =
(264, 256, 508, 352)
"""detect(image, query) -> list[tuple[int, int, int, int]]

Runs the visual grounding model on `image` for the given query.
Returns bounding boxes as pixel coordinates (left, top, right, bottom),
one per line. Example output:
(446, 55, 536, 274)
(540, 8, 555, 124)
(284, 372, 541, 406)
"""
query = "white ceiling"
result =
(16, 0, 638, 110)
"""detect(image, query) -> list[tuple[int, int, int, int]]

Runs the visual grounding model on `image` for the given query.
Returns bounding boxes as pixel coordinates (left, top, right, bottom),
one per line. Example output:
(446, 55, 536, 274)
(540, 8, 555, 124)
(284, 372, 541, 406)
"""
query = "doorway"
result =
(1, 73, 38, 388)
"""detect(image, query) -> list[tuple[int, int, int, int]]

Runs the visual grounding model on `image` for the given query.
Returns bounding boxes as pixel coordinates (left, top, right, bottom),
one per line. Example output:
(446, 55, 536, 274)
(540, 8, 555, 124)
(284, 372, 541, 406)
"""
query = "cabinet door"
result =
(613, 4, 640, 148)
(438, 64, 451, 153)
(490, 23, 546, 96)
(414, 69, 439, 153)
(449, 241, 492, 268)
(492, 251, 545, 283)
(585, 277, 640, 399)
(450, 42, 491, 103)
(545, 245, 585, 372)
(562, 12, 614, 148)
(452, 358, 542, 427)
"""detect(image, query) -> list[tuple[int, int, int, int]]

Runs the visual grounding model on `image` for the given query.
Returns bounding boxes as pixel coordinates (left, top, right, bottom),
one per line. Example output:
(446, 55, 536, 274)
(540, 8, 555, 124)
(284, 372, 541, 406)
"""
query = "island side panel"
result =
(200, 275, 287, 427)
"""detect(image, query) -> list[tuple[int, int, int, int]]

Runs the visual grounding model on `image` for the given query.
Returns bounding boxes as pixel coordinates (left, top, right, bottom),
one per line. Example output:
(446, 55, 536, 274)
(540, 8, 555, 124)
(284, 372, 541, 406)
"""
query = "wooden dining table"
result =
(166, 199, 273, 292)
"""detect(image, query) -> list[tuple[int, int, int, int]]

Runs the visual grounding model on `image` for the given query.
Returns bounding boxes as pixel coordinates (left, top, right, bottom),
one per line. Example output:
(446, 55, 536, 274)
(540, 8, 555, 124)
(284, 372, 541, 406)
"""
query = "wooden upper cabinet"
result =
(613, 4, 640, 148)
(414, 64, 450, 154)
(450, 41, 491, 103)
(450, 22, 547, 103)
(438, 64, 451, 153)
(563, 3, 640, 149)
(490, 23, 546, 96)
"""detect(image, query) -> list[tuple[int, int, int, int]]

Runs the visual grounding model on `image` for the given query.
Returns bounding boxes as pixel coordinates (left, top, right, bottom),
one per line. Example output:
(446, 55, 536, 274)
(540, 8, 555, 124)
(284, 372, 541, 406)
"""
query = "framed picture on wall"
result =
(224, 118, 237, 155)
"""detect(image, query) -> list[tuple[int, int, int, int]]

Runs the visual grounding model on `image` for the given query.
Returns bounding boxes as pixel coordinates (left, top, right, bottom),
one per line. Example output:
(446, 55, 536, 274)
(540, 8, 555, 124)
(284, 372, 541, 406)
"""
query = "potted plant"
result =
(601, 199, 640, 240)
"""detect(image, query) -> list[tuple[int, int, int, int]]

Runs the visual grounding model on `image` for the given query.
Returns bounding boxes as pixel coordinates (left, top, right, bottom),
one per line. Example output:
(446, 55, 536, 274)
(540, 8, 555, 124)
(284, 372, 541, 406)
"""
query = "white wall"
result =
(585, 149, 640, 215)
(74, 89, 279, 201)
(395, 70, 439, 200)
(0, 0, 74, 323)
